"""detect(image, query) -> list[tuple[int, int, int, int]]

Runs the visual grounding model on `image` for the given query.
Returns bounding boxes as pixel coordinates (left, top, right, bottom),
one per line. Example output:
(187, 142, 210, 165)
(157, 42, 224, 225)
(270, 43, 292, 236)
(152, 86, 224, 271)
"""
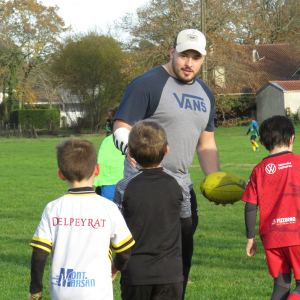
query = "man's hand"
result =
(196, 131, 219, 176)
(111, 261, 118, 281)
(214, 202, 234, 207)
(197, 132, 235, 206)
(244, 135, 247, 138)
(113, 127, 130, 155)
(246, 238, 257, 257)
(113, 120, 133, 155)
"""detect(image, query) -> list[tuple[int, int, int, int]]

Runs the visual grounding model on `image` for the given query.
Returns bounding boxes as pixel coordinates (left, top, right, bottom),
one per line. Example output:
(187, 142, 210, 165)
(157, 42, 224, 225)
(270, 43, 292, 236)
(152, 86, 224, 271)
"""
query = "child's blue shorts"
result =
(101, 185, 116, 201)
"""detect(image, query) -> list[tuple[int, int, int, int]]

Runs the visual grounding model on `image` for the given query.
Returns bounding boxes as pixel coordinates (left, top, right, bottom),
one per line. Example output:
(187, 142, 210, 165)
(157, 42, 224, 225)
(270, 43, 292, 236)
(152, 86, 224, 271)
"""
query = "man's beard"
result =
(171, 57, 198, 83)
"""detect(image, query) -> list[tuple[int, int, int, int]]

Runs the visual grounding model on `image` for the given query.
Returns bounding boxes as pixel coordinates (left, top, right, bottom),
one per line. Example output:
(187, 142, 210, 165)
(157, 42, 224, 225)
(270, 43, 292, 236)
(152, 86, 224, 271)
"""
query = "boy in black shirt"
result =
(113, 120, 192, 300)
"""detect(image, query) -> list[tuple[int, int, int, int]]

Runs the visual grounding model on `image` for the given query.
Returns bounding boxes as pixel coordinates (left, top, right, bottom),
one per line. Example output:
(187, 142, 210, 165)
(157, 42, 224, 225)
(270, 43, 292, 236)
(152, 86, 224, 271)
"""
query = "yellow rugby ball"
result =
(200, 172, 246, 204)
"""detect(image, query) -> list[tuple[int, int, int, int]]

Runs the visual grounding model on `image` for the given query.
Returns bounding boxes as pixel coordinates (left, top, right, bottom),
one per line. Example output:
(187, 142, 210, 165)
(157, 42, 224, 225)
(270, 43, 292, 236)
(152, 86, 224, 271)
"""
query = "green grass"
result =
(1, 126, 300, 299)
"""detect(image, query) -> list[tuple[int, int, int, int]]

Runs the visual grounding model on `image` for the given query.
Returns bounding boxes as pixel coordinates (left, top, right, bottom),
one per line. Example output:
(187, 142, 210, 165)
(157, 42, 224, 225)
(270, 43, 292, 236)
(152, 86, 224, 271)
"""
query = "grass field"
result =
(1, 125, 300, 299)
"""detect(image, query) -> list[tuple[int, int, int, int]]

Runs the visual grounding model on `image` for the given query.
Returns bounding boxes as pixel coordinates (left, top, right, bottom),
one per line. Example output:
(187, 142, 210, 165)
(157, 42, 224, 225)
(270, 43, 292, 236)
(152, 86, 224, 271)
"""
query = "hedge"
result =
(10, 109, 60, 129)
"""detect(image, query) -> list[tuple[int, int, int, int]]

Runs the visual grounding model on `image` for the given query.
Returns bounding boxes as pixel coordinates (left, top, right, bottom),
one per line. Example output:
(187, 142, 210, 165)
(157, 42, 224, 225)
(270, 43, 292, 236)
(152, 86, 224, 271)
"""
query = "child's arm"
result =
(28, 292, 42, 300)
(245, 128, 250, 137)
(180, 217, 192, 236)
(111, 261, 118, 281)
(110, 203, 135, 281)
(246, 238, 257, 257)
(113, 182, 124, 213)
(245, 202, 258, 257)
(28, 247, 49, 299)
(112, 248, 132, 281)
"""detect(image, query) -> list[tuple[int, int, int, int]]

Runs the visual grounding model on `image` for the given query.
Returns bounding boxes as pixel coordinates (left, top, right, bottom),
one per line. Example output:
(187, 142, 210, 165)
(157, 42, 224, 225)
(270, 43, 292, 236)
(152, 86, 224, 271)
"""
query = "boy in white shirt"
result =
(28, 138, 134, 300)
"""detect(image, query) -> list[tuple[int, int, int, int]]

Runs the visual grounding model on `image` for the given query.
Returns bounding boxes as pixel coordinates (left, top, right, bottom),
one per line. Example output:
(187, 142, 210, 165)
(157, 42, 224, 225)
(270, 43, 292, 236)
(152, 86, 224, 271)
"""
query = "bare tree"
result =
(233, 0, 300, 45)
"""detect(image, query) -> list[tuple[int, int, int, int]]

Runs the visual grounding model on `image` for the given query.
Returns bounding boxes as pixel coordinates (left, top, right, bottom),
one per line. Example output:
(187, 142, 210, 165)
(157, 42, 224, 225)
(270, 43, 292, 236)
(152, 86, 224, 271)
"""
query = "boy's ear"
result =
(165, 145, 169, 155)
(57, 170, 67, 181)
(94, 164, 100, 177)
(290, 135, 295, 145)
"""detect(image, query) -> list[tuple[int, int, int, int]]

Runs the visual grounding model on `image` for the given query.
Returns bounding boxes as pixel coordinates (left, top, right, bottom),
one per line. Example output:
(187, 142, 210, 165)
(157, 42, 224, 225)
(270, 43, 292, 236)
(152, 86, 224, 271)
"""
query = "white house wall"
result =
(283, 91, 300, 114)
(60, 111, 84, 127)
(0, 93, 8, 104)
(257, 85, 285, 122)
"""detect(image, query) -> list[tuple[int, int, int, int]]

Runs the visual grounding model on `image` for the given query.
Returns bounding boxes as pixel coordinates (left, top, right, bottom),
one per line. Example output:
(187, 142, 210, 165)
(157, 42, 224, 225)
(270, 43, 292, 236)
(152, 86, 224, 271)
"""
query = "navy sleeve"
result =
(115, 66, 170, 126)
(198, 80, 215, 132)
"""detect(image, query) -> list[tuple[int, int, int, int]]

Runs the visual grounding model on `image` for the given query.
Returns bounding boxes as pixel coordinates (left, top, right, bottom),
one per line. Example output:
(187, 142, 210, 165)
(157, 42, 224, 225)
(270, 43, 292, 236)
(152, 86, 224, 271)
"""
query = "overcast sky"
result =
(40, 0, 149, 33)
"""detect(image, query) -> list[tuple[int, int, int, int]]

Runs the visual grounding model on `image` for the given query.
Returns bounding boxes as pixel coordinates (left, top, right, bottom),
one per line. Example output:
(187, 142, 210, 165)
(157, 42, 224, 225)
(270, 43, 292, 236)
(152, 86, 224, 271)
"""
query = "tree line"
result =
(0, 0, 299, 130)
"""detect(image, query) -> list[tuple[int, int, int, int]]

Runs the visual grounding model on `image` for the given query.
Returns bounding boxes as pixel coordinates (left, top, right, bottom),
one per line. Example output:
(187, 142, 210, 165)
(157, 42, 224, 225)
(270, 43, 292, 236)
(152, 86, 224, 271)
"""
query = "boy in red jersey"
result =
(242, 115, 300, 300)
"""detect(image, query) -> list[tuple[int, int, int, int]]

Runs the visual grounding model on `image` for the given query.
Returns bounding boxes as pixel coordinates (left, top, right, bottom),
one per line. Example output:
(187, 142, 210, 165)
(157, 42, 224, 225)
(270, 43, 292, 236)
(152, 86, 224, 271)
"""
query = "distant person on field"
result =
(113, 120, 192, 300)
(245, 117, 259, 151)
(94, 105, 125, 200)
(242, 115, 300, 300)
(28, 138, 134, 300)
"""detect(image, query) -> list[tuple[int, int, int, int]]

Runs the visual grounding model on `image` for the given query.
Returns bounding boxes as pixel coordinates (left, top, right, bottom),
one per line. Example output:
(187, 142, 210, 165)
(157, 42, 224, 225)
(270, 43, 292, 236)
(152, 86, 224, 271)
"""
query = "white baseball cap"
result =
(175, 29, 207, 55)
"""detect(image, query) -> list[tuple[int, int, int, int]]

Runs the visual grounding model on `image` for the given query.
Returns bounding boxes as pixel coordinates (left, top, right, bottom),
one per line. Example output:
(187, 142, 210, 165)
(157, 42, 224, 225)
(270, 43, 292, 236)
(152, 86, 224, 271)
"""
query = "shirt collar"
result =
(67, 187, 95, 194)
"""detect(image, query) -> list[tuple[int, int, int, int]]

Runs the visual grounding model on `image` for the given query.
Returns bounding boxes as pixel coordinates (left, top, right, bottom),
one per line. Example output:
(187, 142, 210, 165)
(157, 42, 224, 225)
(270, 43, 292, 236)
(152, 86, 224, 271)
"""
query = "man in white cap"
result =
(113, 29, 220, 299)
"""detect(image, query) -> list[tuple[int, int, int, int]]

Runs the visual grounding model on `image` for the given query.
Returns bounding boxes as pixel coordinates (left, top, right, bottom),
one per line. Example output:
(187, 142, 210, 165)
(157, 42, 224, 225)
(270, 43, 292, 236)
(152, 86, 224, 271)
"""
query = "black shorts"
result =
(121, 282, 183, 300)
(250, 135, 257, 141)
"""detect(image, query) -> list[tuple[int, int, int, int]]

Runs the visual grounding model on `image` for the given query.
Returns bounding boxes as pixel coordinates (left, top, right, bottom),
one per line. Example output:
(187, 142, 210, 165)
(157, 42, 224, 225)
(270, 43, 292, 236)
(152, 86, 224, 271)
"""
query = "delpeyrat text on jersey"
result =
(52, 217, 106, 229)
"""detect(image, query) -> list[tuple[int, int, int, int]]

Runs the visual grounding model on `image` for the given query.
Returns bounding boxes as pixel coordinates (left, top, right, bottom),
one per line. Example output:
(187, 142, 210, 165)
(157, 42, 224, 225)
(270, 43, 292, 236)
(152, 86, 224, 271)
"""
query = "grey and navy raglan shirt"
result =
(115, 66, 215, 188)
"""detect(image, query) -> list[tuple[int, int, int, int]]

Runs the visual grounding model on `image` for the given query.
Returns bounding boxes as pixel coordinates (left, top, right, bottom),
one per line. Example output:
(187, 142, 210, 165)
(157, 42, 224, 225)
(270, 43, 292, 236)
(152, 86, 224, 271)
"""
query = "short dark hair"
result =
(259, 116, 295, 151)
(173, 36, 178, 49)
(128, 121, 168, 168)
(106, 105, 119, 132)
(56, 138, 97, 182)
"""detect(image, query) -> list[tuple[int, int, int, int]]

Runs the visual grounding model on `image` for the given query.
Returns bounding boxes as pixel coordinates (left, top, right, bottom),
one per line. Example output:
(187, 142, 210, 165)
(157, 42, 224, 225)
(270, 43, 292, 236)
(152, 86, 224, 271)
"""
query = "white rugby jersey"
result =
(30, 187, 134, 300)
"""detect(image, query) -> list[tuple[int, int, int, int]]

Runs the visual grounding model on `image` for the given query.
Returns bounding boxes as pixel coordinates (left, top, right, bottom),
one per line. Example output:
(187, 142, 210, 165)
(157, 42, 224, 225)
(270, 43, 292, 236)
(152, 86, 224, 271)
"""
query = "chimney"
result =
(252, 49, 259, 62)
(213, 66, 226, 88)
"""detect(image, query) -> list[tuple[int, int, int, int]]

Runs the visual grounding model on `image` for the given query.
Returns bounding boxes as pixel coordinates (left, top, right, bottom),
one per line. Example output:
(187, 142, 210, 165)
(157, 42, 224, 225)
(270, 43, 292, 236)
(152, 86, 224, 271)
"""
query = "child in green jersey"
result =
(94, 105, 125, 200)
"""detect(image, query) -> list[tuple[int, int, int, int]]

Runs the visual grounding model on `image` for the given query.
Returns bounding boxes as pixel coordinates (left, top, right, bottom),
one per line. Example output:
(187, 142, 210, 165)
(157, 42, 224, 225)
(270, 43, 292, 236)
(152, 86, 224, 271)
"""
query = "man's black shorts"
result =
(121, 282, 183, 300)
(250, 135, 257, 141)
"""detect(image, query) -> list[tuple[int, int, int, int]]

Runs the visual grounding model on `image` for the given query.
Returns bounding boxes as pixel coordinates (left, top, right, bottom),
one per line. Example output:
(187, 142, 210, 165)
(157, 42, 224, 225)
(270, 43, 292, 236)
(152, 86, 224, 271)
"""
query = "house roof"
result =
(273, 81, 300, 91)
(257, 80, 300, 95)
(252, 44, 300, 80)
(212, 44, 300, 95)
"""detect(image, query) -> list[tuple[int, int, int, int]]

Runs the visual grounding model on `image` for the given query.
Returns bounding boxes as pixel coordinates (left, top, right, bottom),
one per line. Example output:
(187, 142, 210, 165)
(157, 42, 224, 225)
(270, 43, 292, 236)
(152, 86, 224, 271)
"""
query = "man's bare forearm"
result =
(113, 119, 132, 132)
(197, 131, 220, 176)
